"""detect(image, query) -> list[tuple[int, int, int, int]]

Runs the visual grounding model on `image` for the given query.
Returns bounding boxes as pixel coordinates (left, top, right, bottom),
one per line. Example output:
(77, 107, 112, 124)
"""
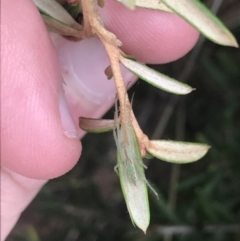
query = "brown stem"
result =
(81, 0, 121, 46)
(81, 0, 149, 155)
(103, 41, 149, 155)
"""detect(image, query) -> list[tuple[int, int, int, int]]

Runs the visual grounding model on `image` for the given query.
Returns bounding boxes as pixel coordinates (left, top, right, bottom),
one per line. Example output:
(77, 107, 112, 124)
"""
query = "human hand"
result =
(1, 0, 199, 240)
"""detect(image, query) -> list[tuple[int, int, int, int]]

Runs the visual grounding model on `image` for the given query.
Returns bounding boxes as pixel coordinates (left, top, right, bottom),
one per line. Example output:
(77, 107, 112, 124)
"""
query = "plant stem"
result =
(80, 0, 149, 155)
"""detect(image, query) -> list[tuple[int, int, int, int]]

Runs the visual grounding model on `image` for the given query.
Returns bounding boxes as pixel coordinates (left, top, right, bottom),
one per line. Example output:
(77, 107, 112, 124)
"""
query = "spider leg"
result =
(141, 163, 148, 169)
(114, 164, 119, 175)
(145, 178, 159, 199)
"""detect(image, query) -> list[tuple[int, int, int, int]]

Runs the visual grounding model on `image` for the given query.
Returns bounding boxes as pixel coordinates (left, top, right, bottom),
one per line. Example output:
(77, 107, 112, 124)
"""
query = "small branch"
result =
(103, 41, 149, 154)
(81, 0, 121, 46)
(80, 0, 150, 155)
(42, 15, 84, 39)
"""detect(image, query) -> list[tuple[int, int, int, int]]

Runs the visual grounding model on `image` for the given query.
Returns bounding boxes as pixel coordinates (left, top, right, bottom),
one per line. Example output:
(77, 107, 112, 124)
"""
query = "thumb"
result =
(1, 0, 81, 179)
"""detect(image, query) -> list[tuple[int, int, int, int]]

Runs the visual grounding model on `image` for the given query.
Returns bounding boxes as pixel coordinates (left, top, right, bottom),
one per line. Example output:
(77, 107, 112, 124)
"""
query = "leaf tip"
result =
(223, 35, 239, 48)
(232, 40, 239, 48)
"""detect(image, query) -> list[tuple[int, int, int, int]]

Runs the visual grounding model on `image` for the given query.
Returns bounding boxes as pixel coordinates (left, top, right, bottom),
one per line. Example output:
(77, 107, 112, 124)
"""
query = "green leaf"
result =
(135, 0, 173, 13)
(117, 0, 136, 9)
(63, 2, 81, 19)
(33, 0, 80, 29)
(120, 56, 194, 95)
(41, 14, 82, 37)
(115, 126, 150, 233)
(113, 99, 156, 233)
(147, 140, 210, 163)
(117, 0, 173, 12)
(34, 0, 83, 38)
(161, 0, 238, 47)
(79, 117, 116, 133)
(117, 152, 150, 233)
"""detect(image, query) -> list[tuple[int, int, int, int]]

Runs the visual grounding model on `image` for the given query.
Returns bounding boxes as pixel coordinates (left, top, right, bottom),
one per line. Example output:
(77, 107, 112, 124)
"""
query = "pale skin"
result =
(1, 0, 199, 240)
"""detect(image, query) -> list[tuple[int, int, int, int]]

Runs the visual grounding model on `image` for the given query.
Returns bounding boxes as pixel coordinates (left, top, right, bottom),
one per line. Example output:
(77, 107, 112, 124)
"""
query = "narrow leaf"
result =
(42, 14, 82, 37)
(113, 99, 151, 232)
(79, 117, 116, 133)
(33, 0, 81, 29)
(147, 140, 210, 163)
(63, 2, 81, 19)
(135, 0, 173, 13)
(117, 152, 150, 233)
(120, 56, 194, 95)
(161, 0, 238, 47)
(117, 0, 136, 9)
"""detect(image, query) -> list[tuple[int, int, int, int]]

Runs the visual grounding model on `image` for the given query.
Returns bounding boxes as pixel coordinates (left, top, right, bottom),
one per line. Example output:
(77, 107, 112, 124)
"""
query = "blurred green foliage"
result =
(7, 1, 240, 241)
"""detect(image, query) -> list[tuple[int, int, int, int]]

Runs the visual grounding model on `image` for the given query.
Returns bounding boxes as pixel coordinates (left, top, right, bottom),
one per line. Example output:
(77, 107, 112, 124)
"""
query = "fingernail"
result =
(59, 91, 78, 139)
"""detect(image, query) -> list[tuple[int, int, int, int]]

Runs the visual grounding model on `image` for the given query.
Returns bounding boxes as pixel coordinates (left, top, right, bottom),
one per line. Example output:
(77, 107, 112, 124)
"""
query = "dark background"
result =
(7, 1, 240, 240)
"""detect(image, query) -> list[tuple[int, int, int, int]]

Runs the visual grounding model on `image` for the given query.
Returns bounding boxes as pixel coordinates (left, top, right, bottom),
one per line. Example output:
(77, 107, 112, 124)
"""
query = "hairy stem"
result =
(80, 0, 149, 155)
